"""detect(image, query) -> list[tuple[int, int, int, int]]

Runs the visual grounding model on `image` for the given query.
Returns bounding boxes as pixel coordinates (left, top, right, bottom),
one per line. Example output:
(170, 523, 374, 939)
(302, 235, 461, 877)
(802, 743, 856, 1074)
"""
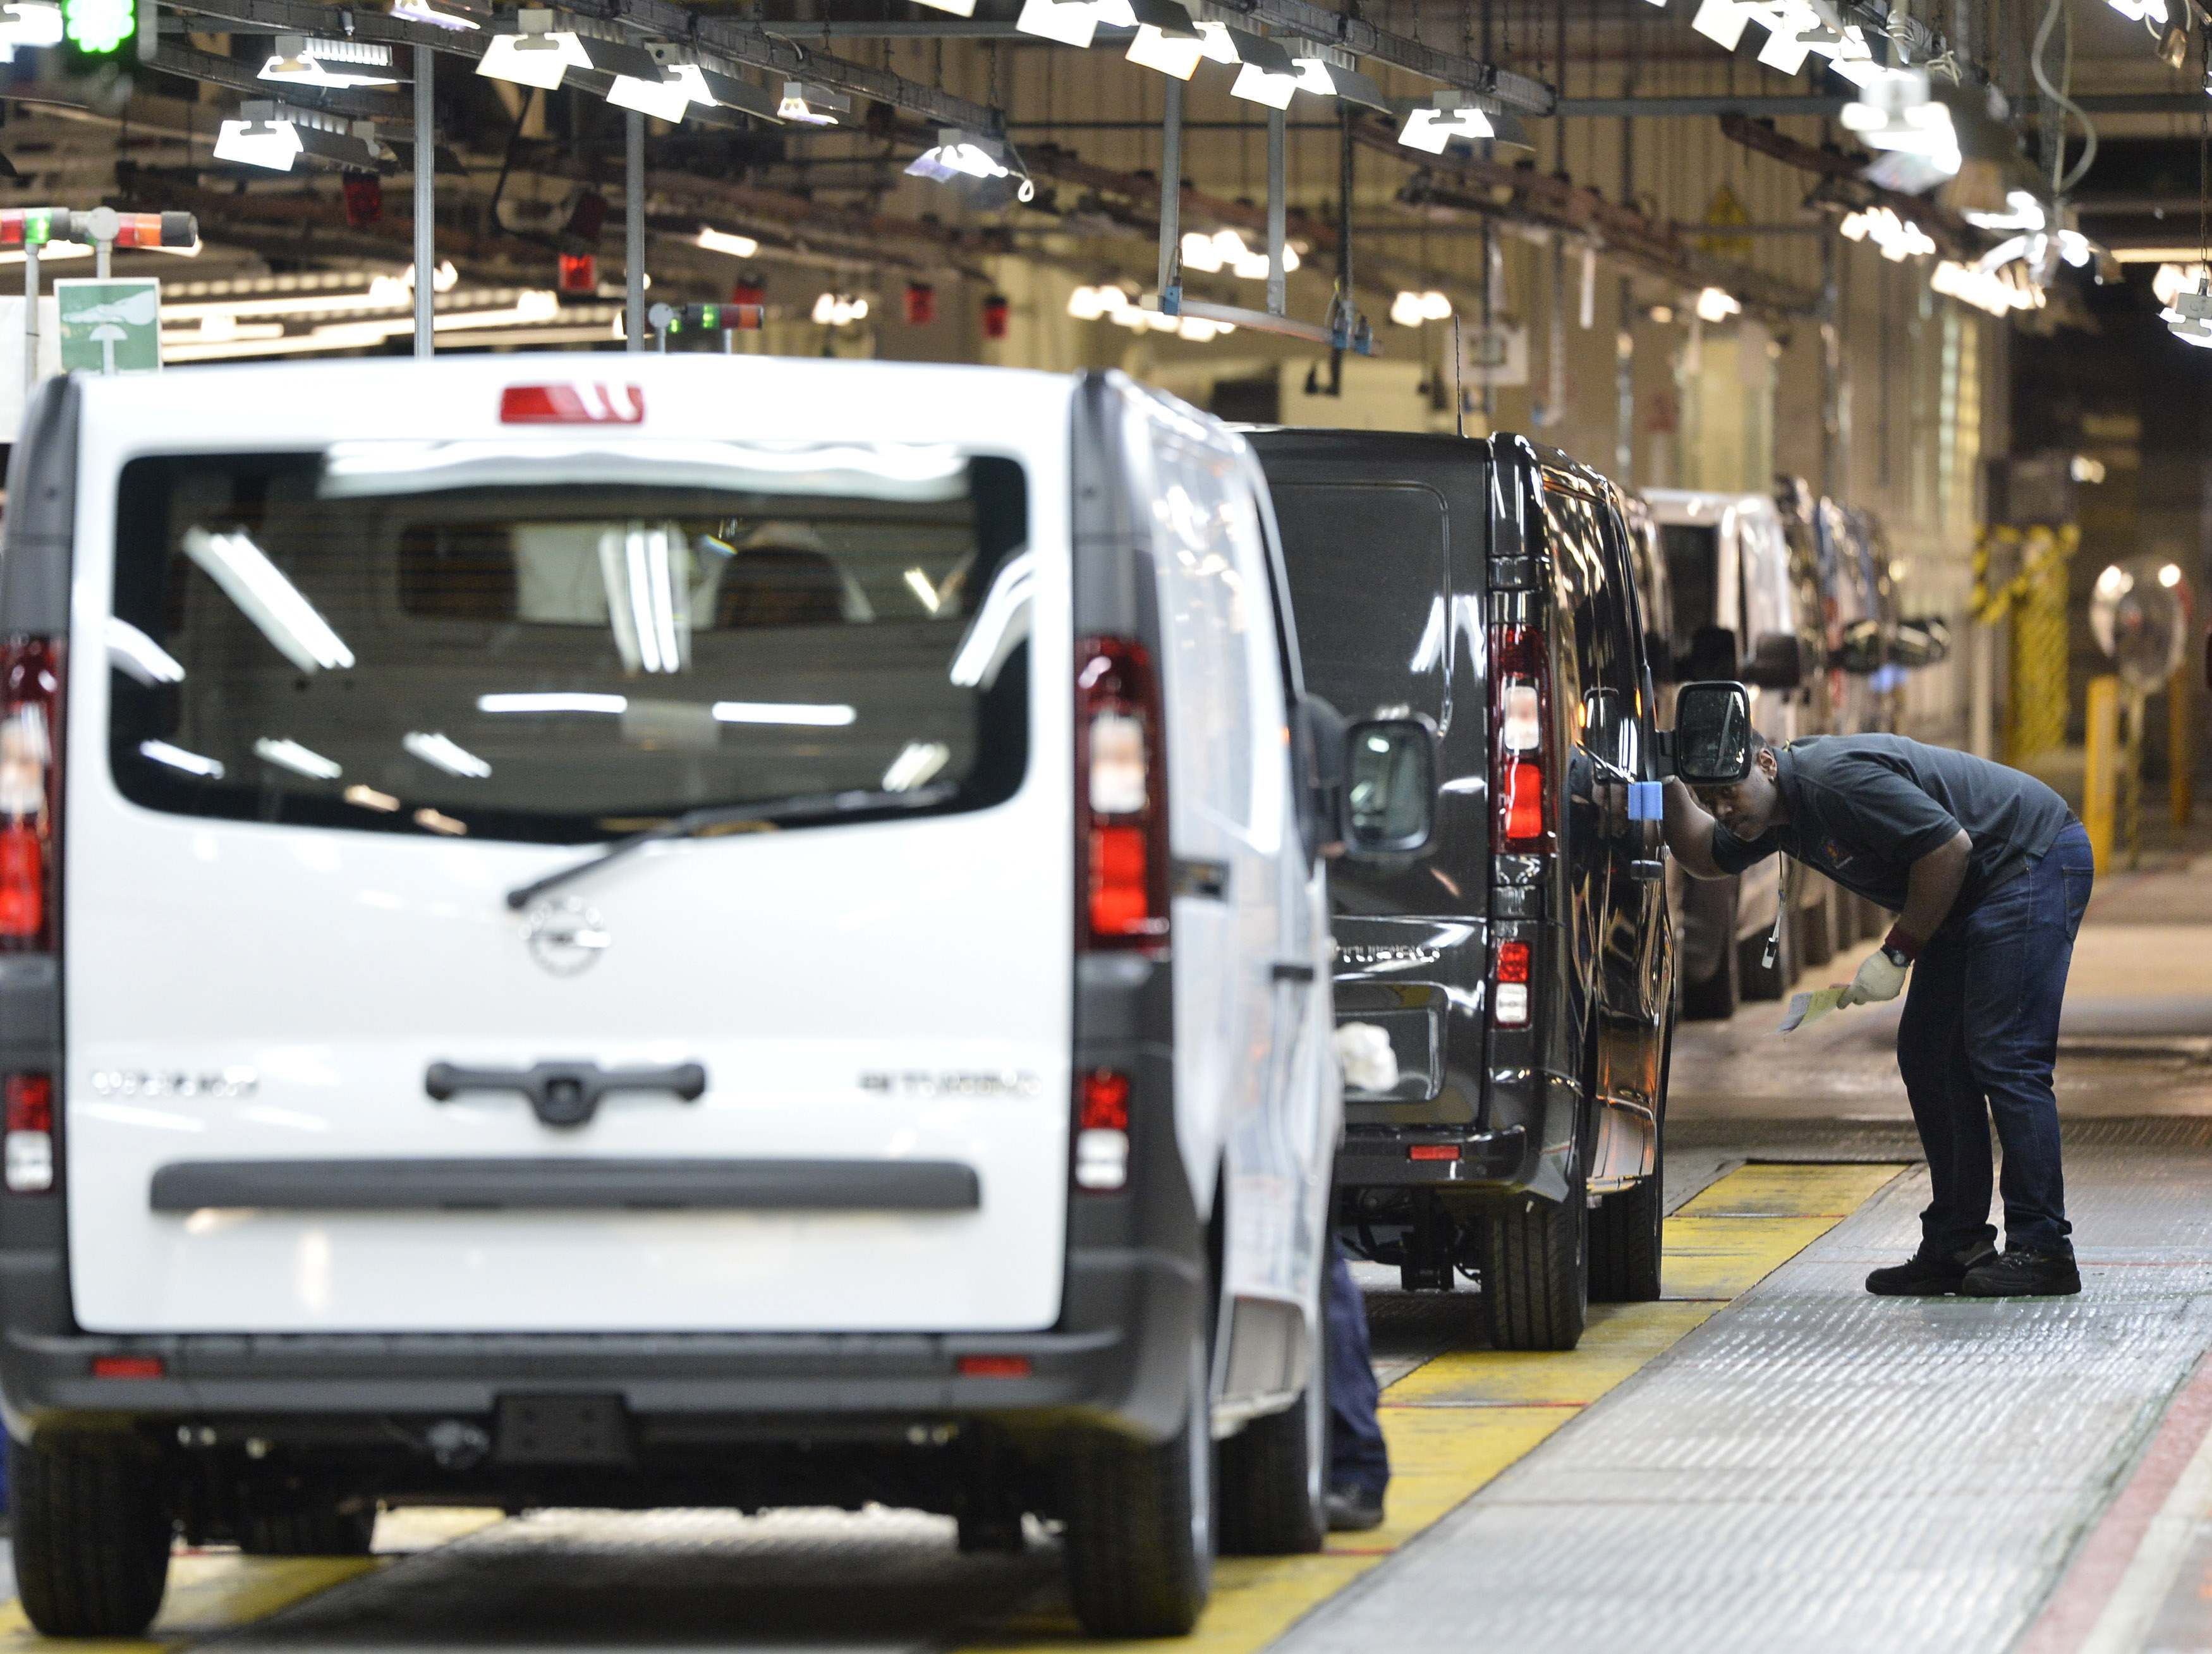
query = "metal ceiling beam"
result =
(1558, 95, 1848, 118)
(1220, 0, 1554, 113)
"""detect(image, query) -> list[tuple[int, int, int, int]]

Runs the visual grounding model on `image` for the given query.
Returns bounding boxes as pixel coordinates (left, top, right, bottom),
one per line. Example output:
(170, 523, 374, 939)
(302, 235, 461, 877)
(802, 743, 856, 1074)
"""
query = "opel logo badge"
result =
(525, 897, 611, 977)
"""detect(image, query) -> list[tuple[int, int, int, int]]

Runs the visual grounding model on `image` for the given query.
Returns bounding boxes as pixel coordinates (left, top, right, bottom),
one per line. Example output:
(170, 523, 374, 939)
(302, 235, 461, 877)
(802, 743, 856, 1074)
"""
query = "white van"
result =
(0, 359, 1434, 1638)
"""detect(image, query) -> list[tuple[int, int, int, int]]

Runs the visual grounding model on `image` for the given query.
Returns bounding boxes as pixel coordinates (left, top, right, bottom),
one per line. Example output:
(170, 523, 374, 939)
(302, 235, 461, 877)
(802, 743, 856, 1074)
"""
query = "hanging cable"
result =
(2031, 0, 2097, 197)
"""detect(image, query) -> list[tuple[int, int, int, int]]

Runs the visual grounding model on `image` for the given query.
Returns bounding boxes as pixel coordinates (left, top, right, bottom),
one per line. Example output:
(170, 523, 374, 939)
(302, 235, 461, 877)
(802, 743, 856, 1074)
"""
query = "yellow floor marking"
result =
(0, 1508, 507, 1651)
(968, 1160, 1906, 1654)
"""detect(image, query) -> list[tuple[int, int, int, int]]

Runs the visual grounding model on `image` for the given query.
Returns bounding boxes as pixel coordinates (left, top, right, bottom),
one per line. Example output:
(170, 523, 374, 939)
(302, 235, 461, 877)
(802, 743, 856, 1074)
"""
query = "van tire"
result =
(1062, 1330, 1214, 1636)
(240, 1502, 377, 1557)
(1478, 1163, 1588, 1352)
(1681, 882, 1740, 1021)
(10, 1437, 173, 1638)
(1217, 1330, 1326, 1555)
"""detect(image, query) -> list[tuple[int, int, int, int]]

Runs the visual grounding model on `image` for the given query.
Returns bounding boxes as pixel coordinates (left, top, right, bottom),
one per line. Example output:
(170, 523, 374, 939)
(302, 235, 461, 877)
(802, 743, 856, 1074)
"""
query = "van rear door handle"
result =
(1272, 961, 1317, 983)
(425, 1061, 708, 1129)
(1172, 858, 1231, 899)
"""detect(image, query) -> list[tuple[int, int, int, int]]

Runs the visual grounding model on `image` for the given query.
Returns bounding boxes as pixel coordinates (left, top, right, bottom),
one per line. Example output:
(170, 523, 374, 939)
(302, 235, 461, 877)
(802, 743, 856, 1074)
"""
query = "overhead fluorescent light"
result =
(390, 0, 486, 29)
(344, 784, 401, 811)
(606, 69, 691, 123)
(710, 700, 858, 727)
(1290, 49, 1389, 112)
(414, 807, 468, 836)
(1694, 286, 1741, 322)
(1126, 1, 1205, 80)
(253, 738, 343, 781)
(656, 59, 785, 122)
(883, 741, 951, 792)
(907, 130, 1037, 204)
(139, 740, 226, 779)
(402, 731, 492, 778)
(477, 692, 629, 714)
(696, 226, 759, 258)
(1067, 283, 1131, 320)
(1389, 290, 1452, 326)
(779, 80, 850, 125)
(1399, 92, 1494, 155)
(1690, 0, 1754, 50)
(214, 107, 306, 172)
(181, 526, 356, 673)
(0, 1, 65, 47)
(261, 35, 399, 88)
(476, 12, 590, 90)
(1016, 0, 1100, 47)
(912, 0, 976, 13)
(1231, 61, 1299, 109)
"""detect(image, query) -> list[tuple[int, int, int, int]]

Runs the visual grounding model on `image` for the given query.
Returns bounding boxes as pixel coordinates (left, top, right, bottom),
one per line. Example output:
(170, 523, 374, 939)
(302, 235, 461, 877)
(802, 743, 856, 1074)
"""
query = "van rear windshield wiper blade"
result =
(503, 784, 956, 911)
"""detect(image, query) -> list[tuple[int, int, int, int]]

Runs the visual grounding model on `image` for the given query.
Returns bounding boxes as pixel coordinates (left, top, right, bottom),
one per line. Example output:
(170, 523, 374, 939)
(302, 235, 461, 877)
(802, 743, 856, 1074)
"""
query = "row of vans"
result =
(0, 357, 1931, 1641)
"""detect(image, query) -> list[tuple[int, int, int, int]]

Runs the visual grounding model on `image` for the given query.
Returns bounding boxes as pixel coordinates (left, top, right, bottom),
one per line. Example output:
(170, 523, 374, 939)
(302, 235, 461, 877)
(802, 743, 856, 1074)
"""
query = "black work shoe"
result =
(1324, 1487, 1386, 1533)
(1960, 1248, 2082, 1298)
(1865, 1241, 2000, 1297)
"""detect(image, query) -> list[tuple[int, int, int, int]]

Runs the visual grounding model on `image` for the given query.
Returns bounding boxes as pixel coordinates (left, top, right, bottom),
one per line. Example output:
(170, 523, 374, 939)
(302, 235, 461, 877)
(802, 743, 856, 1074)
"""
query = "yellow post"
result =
(2173, 664, 2194, 829)
(2085, 674, 2120, 876)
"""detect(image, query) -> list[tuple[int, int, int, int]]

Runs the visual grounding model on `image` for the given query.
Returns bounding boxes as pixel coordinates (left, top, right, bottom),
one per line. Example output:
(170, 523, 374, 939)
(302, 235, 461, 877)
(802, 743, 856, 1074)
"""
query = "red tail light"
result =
(0, 638, 62, 952)
(1493, 939, 1531, 1028)
(91, 1355, 164, 1380)
(1496, 940, 1530, 983)
(1076, 637, 1167, 950)
(5, 1072, 54, 1195)
(1491, 622, 1552, 854)
(957, 1354, 1032, 1379)
(1074, 1067, 1133, 1193)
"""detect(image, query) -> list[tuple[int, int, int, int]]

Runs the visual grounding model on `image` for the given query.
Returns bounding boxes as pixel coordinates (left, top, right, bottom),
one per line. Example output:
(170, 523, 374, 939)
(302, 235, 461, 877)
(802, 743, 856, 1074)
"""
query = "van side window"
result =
(1270, 482, 1449, 727)
(1545, 485, 1635, 774)
(1142, 429, 1255, 825)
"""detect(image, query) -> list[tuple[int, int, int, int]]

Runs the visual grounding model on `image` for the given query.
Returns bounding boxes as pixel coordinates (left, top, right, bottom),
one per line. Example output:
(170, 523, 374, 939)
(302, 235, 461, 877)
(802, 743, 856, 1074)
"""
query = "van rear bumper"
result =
(0, 1246, 1202, 1448)
(1334, 1124, 1531, 1191)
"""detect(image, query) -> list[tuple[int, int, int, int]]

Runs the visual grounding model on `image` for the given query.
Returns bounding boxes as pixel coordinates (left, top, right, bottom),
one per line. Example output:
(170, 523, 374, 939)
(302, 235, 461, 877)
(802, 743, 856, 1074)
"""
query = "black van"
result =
(1247, 430, 1674, 1353)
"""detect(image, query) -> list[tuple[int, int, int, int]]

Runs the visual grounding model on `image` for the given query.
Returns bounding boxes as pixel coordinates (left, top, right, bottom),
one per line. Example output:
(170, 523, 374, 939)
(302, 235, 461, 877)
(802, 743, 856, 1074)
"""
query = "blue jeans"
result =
(1897, 821, 2093, 1258)
(1325, 1236, 1389, 1498)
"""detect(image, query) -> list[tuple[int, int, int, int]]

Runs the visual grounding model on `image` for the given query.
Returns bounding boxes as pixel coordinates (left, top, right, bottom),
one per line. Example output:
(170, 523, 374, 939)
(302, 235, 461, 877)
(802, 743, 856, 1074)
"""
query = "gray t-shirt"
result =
(1711, 734, 2075, 914)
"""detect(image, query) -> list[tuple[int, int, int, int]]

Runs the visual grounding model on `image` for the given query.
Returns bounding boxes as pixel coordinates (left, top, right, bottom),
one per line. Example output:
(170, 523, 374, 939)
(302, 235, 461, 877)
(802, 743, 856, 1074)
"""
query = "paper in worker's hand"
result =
(1780, 986, 1847, 1034)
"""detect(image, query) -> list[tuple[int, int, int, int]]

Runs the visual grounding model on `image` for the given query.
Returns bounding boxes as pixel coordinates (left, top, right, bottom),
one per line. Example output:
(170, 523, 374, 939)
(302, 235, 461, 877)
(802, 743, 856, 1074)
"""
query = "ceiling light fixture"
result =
(1124, 0, 1203, 76)
(1694, 286, 1742, 322)
(1289, 44, 1389, 111)
(605, 66, 692, 123)
(1690, 0, 1754, 51)
(779, 80, 850, 125)
(1224, 28, 1298, 108)
(655, 60, 785, 122)
(260, 34, 398, 88)
(696, 226, 759, 258)
(2163, 273, 2212, 347)
(214, 106, 305, 171)
(1016, 0, 1102, 47)
(906, 130, 1037, 204)
(475, 10, 589, 90)
(1838, 205, 1937, 261)
(811, 292, 870, 325)
(912, 0, 976, 13)
(389, 0, 487, 30)
(0, 1, 64, 49)
(1389, 289, 1452, 326)
(1067, 283, 1131, 319)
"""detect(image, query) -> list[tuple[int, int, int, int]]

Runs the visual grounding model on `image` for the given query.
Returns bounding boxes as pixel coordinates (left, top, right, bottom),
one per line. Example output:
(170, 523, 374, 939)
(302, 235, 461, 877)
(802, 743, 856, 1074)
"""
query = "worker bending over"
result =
(1662, 729, 2093, 1298)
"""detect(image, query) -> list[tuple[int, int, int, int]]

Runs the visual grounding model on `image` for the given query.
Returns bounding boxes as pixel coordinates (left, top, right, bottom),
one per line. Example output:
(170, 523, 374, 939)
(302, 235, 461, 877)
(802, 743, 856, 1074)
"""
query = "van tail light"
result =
(1074, 1068, 1132, 1193)
(0, 638, 63, 952)
(5, 1073, 54, 1194)
(1493, 939, 1531, 1028)
(1491, 623, 1553, 855)
(499, 383, 644, 425)
(1076, 637, 1168, 950)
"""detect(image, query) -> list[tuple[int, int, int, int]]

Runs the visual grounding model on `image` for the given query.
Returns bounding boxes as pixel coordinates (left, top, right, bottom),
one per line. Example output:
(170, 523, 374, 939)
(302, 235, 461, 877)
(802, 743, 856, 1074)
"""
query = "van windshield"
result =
(1659, 523, 1718, 654)
(108, 448, 1031, 844)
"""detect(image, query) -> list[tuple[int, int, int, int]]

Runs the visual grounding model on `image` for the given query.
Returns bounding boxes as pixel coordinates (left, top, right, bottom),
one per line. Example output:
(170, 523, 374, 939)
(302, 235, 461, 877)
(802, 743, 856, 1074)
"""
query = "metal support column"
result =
(22, 243, 39, 401)
(1266, 108, 1287, 318)
(625, 109, 645, 353)
(414, 44, 435, 358)
(1157, 80, 1182, 308)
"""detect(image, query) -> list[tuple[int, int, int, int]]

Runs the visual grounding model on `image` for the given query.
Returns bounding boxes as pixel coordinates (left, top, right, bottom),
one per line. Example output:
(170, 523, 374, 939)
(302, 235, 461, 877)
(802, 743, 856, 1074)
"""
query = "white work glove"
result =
(1332, 1022, 1401, 1094)
(1840, 948, 1908, 1007)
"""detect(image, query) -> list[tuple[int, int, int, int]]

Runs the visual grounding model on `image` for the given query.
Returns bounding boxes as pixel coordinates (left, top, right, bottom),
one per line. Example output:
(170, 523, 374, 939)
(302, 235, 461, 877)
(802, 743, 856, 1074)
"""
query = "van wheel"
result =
(1217, 1325, 1325, 1555)
(1740, 896, 1797, 1001)
(1062, 1330, 1214, 1635)
(240, 1501, 377, 1557)
(11, 1436, 173, 1638)
(1681, 883, 1740, 1021)
(1478, 1163, 1588, 1352)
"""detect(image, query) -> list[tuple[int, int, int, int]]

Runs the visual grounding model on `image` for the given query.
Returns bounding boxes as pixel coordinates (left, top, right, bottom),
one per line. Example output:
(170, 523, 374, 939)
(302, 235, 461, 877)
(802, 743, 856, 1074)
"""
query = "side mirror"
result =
(1833, 618, 1886, 675)
(1890, 615, 1950, 668)
(1342, 716, 1438, 858)
(1742, 630, 1806, 690)
(1671, 680, 1754, 786)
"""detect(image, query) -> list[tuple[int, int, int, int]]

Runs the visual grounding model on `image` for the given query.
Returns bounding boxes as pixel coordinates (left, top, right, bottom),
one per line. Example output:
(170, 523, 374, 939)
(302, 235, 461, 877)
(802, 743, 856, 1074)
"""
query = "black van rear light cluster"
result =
(1490, 623, 1552, 856)
(1493, 940, 1531, 1028)
(5, 1073, 54, 1193)
(1074, 1068, 1131, 1192)
(0, 638, 61, 952)
(1075, 636, 1168, 951)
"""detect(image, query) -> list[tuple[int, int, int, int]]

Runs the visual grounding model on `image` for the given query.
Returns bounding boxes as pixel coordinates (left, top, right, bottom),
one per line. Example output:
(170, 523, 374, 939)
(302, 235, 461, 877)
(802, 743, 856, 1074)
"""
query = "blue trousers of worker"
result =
(1324, 1236, 1389, 1498)
(1896, 821, 2093, 1259)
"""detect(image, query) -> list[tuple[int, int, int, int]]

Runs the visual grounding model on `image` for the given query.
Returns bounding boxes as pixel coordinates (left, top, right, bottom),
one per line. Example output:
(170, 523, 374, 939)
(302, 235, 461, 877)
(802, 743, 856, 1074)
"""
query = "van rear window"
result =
(1660, 523, 1718, 655)
(1270, 483, 1449, 722)
(107, 447, 1031, 844)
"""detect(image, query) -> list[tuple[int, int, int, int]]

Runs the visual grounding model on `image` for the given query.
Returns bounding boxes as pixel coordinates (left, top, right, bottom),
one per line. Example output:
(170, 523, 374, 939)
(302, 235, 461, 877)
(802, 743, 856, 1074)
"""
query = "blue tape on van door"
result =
(1628, 781, 1663, 822)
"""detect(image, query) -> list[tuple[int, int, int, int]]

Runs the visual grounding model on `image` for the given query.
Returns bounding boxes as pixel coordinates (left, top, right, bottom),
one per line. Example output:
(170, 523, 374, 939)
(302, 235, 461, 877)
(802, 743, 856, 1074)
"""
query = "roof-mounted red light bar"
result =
(500, 383, 646, 425)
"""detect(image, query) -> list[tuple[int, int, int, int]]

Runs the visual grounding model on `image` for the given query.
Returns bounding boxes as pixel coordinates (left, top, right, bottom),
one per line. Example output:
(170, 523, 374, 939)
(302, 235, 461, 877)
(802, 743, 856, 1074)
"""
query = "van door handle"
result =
(1272, 961, 1317, 983)
(425, 1061, 708, 1129)
(1172, 858, 1231, 899)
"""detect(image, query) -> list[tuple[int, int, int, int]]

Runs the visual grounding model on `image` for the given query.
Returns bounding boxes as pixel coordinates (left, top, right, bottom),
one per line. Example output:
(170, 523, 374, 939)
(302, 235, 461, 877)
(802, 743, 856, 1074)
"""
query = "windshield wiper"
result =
(503, 784, 956, 911)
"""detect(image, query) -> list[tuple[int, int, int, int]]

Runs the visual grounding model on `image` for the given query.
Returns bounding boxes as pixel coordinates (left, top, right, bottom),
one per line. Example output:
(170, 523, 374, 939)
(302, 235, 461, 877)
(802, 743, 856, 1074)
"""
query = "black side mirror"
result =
(1672, 681, 1754, 786)
(1342, 716, 1439, 858)
(1742, 631, 1806, 690)
(1833, 618, 1886, 675)
(1890, 615, 1950, 669)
